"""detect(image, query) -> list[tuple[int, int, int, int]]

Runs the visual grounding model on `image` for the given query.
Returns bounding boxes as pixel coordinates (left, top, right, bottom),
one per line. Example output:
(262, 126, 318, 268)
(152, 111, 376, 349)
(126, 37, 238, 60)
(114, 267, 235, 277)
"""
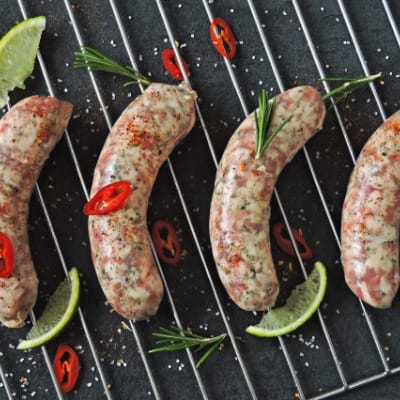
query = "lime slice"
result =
(246, 261, 327, 337)
(0, 16, 46, 108)
(17, 268, 80, 350)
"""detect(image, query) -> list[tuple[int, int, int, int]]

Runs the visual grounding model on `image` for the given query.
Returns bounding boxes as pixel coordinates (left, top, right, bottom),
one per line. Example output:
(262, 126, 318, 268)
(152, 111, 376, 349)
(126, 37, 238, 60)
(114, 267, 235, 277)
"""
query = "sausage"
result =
(209, 86, 326, 311)
(88, 82, 197, 320)
(0, 96, 73, 327)
(341, 112, 400, 308)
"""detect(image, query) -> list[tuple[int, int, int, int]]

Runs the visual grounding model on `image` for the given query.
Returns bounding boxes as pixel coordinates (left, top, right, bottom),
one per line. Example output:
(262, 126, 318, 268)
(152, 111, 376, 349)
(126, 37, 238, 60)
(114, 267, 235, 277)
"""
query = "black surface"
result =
(1, 1, 400, 399)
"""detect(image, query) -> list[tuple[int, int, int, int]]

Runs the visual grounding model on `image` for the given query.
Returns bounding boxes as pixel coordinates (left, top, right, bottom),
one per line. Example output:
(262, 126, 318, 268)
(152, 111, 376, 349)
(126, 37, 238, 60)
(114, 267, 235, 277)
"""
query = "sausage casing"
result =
(210, 86, 325, 311)
(341, 112, 400, 308)
(0, 96, 72, 327)
(88, 83, 197, 320)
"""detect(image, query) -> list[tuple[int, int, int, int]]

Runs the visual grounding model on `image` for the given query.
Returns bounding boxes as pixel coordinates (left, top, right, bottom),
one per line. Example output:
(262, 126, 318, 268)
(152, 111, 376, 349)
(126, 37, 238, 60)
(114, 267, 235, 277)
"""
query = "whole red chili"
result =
(151, 220, 182, 265)
(83, 180, 131, 216)
(161, 48, 190, 81)
(272, 222, 313, 260)
(0, 232, 14, 279)
(53, 343, 80, 393)
(209, 17, 237, 59)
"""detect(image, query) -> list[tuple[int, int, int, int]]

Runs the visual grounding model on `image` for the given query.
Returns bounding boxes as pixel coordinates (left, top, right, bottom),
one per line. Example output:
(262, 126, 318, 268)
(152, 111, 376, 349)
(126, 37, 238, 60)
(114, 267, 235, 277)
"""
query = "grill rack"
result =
(0, 0, 400, 399)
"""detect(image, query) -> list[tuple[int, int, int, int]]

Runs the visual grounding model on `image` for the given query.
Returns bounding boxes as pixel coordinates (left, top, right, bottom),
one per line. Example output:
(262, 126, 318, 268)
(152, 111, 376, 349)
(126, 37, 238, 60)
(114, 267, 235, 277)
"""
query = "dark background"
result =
(1, 0, 400, 399)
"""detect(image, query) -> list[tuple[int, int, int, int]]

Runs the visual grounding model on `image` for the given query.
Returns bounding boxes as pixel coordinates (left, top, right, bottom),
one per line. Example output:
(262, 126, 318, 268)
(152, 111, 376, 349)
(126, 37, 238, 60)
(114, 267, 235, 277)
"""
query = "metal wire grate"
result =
(1, 1, 400, 399)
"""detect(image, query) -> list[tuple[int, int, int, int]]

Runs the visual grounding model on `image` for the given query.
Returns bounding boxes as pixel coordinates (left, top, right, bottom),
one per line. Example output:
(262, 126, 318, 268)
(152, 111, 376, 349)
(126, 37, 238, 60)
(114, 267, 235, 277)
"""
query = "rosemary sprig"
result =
(74, 46, 152, 87)
(149, 326, 227, 368)
(254, 73, 380, 159)
(321, 73, 381, 104)
(254, 89, 292, 159)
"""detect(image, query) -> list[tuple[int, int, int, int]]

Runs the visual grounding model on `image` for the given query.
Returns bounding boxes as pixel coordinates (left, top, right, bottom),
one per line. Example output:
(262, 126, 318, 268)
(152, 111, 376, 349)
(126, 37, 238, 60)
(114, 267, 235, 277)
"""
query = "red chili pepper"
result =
(0, 232, 14, 279)
(151, 220, 182, 265)
(161, 48, 190, 81)
(53, 343, 80, 393)
(83, 181, 131, 216)
(209, 17, 237, 59)
(272, 222, 313, 260)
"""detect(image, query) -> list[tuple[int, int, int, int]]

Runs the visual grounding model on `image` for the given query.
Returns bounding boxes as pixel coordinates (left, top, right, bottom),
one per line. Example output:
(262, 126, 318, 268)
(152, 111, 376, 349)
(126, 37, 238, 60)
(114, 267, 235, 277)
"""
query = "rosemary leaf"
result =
(149, 326, 227, 367)
(74, 46, 151, 87)
(195, 340, 222, 368)
(255, 90, 289, 159)
(321, 73, 381, 103)
(259, 115, 292, 157)
(149, 342, 196, 353)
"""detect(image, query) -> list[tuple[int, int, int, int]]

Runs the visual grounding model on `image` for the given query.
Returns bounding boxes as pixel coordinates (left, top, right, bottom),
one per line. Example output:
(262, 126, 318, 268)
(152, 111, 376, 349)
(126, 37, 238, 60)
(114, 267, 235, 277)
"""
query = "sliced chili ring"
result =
(83, 180, 131, 216)
(161, 48, 190, 81)
(0, 232, 14, 279)
(151, 220, 182, 265)
(272, 222, 313, 260)
(209, 17, 237, 59)
(53, 343, 80, 393)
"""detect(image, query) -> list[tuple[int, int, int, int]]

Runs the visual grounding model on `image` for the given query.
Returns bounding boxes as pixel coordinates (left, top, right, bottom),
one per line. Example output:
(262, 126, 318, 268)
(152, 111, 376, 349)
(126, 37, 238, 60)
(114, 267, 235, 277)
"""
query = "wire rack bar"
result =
(28, 309, 64, 399)
(14, 0, 119, 398)
(108, 1, 209, 397)
(199, 0, 338, 397)
(337, 0, 396, 367)
(247, 0, 350, 392)
(290, 0, 400, 396)
(383, 0, 400, 49)
(337, 0, 387, 121)
(201, 0, 349, 397)
(60, 0, 168, 397)
(292, 0, 391, 374)
(0, 360, 14, 400)
(154, 1, 258, 398)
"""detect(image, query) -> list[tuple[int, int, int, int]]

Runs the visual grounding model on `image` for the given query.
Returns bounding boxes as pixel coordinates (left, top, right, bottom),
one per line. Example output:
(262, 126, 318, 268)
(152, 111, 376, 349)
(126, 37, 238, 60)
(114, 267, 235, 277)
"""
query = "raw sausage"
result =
(88, 82, 196, 320)
(209, 86, 325, 311)
(341, 112, 400, 308)
(0, 96, 73, 327)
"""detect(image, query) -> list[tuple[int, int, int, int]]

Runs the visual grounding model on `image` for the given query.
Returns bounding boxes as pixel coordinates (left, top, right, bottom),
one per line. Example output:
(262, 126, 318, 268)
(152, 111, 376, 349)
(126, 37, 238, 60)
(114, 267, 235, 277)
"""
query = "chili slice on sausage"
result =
(272, 222, 313, 260)
(53, 343, 80, 393)
(0, 232, 14, 279)
(161, 48, 190, 81)
(151, 220, 182, 265)
(83, 180, 131, 216)
(209, 17, 237, 59)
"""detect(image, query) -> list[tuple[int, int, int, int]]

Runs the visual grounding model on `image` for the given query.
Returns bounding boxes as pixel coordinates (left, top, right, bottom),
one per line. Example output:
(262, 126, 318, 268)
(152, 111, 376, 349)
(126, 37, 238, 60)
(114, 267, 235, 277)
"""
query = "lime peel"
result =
(17, 267, 80, 350)
(246, 261, 327, 338)
(0, 16, 46, 108)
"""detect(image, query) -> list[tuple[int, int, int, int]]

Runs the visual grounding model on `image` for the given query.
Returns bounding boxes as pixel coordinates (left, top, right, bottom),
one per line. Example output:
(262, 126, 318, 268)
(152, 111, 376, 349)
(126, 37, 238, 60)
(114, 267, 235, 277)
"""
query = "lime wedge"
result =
(17, 268, 80, 350)
(0, 16, 46, 108)
(246, 261, 327, 337)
